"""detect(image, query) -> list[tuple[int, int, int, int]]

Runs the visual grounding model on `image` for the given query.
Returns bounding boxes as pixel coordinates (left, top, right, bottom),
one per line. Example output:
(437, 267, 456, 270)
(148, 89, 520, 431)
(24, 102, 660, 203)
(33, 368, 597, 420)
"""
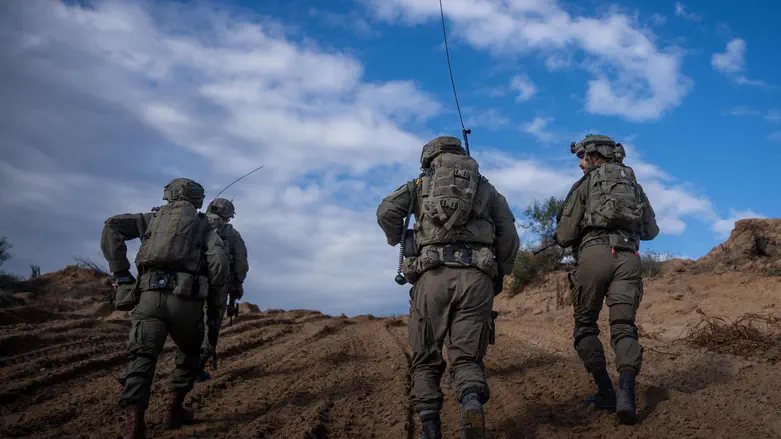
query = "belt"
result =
(579, 237, 609, 251)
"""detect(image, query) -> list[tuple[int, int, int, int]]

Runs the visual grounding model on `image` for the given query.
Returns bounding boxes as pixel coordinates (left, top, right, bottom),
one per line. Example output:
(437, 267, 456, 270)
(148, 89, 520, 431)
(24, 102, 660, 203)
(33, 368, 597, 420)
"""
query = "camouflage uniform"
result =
(200, 198, 249, 373)
(556, 136, 659, 425)
(377, 136, 519, 439)
(101, 178, 229, 438)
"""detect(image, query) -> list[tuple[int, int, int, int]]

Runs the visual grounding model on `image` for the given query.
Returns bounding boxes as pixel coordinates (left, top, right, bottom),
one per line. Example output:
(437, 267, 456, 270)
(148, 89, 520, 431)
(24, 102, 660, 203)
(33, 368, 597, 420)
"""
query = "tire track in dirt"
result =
(165, 317, 358, 438)
(382, 319, 416, 439)
(0, 314, 311, 438)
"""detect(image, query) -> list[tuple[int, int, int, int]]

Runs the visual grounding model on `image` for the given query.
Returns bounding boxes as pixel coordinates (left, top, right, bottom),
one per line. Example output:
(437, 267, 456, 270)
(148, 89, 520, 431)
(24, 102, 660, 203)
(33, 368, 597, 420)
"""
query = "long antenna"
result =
(439, 0, 471, 155)
(213, 165, 264, 200)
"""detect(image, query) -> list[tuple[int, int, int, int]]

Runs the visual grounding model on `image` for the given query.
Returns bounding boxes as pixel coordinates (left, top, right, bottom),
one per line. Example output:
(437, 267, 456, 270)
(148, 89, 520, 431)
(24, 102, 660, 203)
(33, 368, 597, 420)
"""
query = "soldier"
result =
(198, 198, 249, 381)
(377, 136, 519, 439)
(556, 135, 659, 425)
(101, 178, 230, 439)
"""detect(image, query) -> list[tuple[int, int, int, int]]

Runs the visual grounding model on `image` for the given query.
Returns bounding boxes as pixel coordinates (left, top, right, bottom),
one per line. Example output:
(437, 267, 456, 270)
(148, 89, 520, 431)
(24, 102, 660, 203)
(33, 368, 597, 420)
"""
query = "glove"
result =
(112, 270, 136, 287)
(112, 270, 138, 311)
(232, 283, 244, 301)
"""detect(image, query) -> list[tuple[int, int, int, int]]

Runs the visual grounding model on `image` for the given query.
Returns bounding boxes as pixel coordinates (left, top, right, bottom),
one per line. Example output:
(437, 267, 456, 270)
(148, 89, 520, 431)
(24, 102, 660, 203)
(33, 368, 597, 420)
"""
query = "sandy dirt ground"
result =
(1, 219, 781, 438)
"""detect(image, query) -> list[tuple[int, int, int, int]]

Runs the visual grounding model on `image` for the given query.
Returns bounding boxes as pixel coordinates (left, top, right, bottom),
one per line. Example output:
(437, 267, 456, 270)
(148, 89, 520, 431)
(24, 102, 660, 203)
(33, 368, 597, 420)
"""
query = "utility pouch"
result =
(172, 272, 209, 299)
(114, 281, 139, 311)
(402, 229, 417, 258)
(609, 234, 637, 252)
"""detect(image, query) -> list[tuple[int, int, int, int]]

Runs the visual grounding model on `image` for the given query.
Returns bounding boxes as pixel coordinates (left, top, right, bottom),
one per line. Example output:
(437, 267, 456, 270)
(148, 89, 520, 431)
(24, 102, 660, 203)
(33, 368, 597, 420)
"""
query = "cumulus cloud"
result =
(0, 0, 752, 315)
(520, 117, 557, 143)
(510, 74, 537, 101)
(364, 0, 693, 122)
(0, 0, 439, 316)
(712, 38, 770, 87)
(674, 3, 702, 22)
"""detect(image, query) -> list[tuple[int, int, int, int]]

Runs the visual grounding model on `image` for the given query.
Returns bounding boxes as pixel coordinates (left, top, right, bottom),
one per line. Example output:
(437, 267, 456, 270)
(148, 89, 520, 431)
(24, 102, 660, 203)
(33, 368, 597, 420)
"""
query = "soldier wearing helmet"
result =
(556, 135, 659, 425)
(376, 136, 519, 439)
(198, 197, 249, 381)
(101, 178, 229, 438)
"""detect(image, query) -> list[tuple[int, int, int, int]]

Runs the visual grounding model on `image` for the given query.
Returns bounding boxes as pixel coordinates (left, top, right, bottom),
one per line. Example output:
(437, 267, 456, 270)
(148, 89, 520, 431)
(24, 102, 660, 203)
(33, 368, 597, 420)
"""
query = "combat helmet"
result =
(163, 178, 206, 209)
(570, 134, 617, 161)
(614, 143, 626, 163)
(207, 197, 235, 218)
(420, 136, 465, 168)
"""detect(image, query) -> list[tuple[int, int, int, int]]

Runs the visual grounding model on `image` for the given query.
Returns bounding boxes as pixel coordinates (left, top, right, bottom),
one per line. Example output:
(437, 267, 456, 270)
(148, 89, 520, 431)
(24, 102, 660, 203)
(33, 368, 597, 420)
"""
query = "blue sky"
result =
(0, 0, 779, 316)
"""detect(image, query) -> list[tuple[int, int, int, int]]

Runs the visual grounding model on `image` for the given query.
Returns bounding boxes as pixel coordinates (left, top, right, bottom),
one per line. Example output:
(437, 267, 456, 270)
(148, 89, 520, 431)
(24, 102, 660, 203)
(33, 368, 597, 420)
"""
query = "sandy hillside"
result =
(1, 219, 781, 438)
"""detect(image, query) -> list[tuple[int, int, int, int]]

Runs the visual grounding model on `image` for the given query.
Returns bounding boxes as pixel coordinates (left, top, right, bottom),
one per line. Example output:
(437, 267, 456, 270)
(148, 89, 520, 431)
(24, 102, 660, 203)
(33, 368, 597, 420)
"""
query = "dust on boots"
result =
(586, 367, 616, 412)
(165, 391, 195, 429)
(122, 404, 147, 439)
(419, 410, 442, 439)
(616, 369, 637, 425)
(460, 393, 486, 439)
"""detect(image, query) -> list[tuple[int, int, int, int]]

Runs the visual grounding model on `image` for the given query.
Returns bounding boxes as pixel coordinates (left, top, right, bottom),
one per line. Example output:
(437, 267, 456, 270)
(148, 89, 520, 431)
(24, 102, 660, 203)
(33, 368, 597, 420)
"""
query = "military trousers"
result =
(118, 289, 205, 409)
(408, 265, 494, 413)
(570, 243, 644, 374)
(201, 287, 229, 359)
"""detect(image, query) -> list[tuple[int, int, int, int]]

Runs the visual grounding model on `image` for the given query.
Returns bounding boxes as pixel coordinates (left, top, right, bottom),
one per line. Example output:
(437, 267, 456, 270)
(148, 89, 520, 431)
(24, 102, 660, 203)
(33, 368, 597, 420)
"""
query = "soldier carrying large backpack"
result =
(101, 178, 230, 439)
(376, 136, 519, 439)
(556, 135, 659, 425)
(198, 197, 249, 381)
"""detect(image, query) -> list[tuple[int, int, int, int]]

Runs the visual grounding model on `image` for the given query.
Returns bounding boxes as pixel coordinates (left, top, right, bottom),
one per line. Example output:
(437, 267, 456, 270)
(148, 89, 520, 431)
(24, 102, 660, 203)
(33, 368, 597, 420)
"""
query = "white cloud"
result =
(520, 116, 557, 143)
(712, 209, 765, 238)
(674, 3, 702, 21)
(712, 38, 770, 87)
(0, 0, 440, 316)
(712, 39, 746, 74)
(510, 74, 537, 101)
(649, 13, 667, 26)
(364, 0, 693, 122)
(722, 106, 761, 117)
(464, 107, 511, 131)
(765, 110, 781, 122)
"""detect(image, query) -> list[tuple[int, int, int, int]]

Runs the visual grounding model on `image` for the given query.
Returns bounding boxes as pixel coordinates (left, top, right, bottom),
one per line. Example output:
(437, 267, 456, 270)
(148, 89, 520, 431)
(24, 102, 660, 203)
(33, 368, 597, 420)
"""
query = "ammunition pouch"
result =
(139, 270, 209, 299)
(402, 229, 417, 258)
(401, 244, 498, 284)
(113, 274, 139, 312)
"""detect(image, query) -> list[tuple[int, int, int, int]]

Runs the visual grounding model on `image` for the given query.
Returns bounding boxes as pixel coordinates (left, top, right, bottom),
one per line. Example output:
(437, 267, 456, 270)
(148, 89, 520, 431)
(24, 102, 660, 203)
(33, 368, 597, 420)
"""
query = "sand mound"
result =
(696, 219, 781, 274)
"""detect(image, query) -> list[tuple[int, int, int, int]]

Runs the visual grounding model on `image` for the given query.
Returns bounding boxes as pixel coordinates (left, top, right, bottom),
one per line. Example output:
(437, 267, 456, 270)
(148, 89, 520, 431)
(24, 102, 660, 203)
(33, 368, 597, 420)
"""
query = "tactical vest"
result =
(135, 201, 209, 274)
(207, 213, 235, 268)
(413, 159, 495, 251)
(581, 163, 644, 234)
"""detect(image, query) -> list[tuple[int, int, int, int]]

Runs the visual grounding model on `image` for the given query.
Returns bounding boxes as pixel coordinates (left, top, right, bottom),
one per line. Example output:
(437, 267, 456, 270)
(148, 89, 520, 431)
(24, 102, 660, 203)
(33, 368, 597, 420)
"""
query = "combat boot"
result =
(165, 391, 195, 429)
(459, 393, 486, 439)
(585, 367, 616, 412)
(419, 410, 442, 439)
(616, 368, 637, 425)
(122, 404, 147, 439)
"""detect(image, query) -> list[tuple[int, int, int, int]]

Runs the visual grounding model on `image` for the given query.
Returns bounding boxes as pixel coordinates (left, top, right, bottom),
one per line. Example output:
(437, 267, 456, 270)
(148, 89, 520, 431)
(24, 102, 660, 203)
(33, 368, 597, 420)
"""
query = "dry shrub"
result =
(677, 308, 781, 356)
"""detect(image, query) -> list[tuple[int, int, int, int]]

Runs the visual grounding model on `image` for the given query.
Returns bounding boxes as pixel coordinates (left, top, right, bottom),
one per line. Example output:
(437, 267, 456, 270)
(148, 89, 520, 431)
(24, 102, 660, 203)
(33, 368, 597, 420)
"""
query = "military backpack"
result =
(582, 163, 645, 234)
(421, 152, 481, 231)
(135, 200, 209, 274)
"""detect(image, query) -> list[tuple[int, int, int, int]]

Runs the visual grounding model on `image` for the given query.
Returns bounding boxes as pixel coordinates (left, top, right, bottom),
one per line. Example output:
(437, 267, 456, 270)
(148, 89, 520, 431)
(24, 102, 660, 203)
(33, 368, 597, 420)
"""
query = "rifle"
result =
(226, 295, 239, 326)
(209, 348, 218, 371)
(532, 241, 558, 255)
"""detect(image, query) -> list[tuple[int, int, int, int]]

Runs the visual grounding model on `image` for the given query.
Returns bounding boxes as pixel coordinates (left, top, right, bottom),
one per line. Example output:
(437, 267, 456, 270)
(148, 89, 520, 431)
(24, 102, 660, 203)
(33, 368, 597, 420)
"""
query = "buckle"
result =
(150, 272, 174, 290)
(442, 245, 472, 265)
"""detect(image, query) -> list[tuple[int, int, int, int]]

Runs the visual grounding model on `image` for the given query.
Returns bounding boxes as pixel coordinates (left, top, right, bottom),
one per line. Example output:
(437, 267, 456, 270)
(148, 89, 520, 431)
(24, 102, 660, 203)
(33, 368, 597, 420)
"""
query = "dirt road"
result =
(1, 303, 779, 439)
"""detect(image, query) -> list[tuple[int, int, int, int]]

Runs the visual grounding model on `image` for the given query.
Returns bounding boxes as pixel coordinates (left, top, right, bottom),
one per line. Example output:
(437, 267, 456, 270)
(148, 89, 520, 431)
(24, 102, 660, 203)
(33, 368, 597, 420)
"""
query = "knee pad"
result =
(610, 319, 638, 343)
(573, 324, 600, 347)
